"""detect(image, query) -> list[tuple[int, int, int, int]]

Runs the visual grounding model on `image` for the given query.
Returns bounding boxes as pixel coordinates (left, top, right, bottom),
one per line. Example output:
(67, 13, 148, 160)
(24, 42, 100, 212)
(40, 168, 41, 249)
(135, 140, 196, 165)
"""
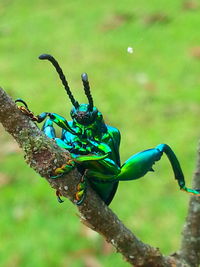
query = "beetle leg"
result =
(41, 118, 56, 138)
(116, 144, 200, 196)
(47, 113, 78, 135)
(15, 98, 39, 121)
(51, 157, 88, 205)
(58, 154, 119, 205)
(54, 138, 74, 150)
(82, 144, 200, 196)
(50, 153, 108, 180)
(75, 170, 87, 205)
(51, 159, 75, 179)
(40, 117, 77, 179)
(15, 98, 49, 123)
(56, 190, 64, 203)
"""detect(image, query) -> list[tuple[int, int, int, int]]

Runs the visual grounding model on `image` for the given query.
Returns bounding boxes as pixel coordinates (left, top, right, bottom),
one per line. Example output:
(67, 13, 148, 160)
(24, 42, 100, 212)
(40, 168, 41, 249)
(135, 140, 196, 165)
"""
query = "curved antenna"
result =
(81, 73, 93, 111)
(39, 54, 79, 108)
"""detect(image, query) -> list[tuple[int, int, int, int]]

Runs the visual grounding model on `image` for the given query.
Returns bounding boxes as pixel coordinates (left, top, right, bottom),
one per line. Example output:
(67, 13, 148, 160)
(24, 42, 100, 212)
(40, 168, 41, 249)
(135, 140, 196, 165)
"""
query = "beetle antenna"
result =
(39, 54, 79, 108)
(81, 73, 93, 111)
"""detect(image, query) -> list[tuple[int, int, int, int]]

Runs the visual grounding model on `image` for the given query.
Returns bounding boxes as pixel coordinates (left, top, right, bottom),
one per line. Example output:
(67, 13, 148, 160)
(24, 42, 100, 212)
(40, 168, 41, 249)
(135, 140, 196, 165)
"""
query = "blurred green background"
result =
(0, 0, 200, 266)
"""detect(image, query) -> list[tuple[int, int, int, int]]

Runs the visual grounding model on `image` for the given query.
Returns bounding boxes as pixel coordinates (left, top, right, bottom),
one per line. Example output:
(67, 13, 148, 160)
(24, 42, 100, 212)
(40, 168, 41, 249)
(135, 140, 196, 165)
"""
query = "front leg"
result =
(15, 98, 50, 123)
(15, 99, 78, 201)
(15, 99, 76, 135)
(47, 113, 77, 135)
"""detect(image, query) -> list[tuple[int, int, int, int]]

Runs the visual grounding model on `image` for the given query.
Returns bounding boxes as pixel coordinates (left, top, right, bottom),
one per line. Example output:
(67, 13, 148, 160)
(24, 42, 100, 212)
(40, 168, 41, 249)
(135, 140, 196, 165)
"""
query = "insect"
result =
(16, 54, 200, 205)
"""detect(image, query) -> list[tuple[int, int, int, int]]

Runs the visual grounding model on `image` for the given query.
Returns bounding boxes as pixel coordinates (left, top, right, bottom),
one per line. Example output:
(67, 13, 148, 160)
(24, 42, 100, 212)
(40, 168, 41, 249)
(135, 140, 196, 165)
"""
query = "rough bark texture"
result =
(178, 143, 200, 267)
(0, 86, 200, 266)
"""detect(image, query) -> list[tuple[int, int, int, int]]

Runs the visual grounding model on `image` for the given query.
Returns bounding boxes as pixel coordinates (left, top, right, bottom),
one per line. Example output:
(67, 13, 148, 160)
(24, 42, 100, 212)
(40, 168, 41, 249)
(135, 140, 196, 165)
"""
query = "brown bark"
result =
(0, 86, 199, 266)
(178, 143, 200, 267)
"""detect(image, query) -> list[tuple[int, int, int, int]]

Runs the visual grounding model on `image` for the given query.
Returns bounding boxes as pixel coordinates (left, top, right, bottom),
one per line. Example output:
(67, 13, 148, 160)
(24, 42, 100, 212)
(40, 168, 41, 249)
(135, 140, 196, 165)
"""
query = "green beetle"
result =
(16, 54, 200, 205)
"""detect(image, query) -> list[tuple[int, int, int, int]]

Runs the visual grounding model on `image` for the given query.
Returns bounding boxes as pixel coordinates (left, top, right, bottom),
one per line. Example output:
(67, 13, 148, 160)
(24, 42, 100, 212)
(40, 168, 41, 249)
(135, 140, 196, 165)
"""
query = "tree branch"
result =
(178, 143, 200, 267)
(0, 87, 198, 266)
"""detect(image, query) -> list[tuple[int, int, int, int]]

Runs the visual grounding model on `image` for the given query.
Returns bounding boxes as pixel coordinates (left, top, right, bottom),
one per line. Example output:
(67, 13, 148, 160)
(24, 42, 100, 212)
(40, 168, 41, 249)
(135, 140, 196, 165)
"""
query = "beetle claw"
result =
(56, 190, 64, 203)
(15, 99, 39, 121)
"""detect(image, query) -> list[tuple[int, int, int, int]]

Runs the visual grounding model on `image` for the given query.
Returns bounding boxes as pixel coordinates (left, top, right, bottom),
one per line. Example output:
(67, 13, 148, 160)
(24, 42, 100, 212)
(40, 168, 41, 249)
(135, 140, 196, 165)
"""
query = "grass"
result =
(0, 0, 200, 266)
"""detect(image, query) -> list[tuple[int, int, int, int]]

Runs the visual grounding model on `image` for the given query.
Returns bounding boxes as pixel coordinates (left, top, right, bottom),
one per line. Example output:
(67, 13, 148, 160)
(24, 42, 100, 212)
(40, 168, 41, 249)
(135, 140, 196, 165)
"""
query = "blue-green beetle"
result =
(16, 54, 200, 205)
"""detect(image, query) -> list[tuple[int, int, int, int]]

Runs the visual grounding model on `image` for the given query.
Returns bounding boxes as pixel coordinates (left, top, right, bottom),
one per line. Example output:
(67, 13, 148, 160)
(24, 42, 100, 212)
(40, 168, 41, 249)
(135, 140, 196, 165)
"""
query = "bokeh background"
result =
(0, 0, 200, 266)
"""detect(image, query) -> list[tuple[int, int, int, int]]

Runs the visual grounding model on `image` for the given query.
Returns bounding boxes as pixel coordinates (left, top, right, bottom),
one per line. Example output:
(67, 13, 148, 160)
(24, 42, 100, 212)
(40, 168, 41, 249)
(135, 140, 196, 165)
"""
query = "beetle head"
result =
(70, 104, 99, 125)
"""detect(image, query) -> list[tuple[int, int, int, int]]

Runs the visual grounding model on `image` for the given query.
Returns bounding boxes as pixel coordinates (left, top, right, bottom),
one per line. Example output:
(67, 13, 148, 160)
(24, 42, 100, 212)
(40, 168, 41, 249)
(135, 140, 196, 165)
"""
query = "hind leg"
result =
(116, 144, 200, 195)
